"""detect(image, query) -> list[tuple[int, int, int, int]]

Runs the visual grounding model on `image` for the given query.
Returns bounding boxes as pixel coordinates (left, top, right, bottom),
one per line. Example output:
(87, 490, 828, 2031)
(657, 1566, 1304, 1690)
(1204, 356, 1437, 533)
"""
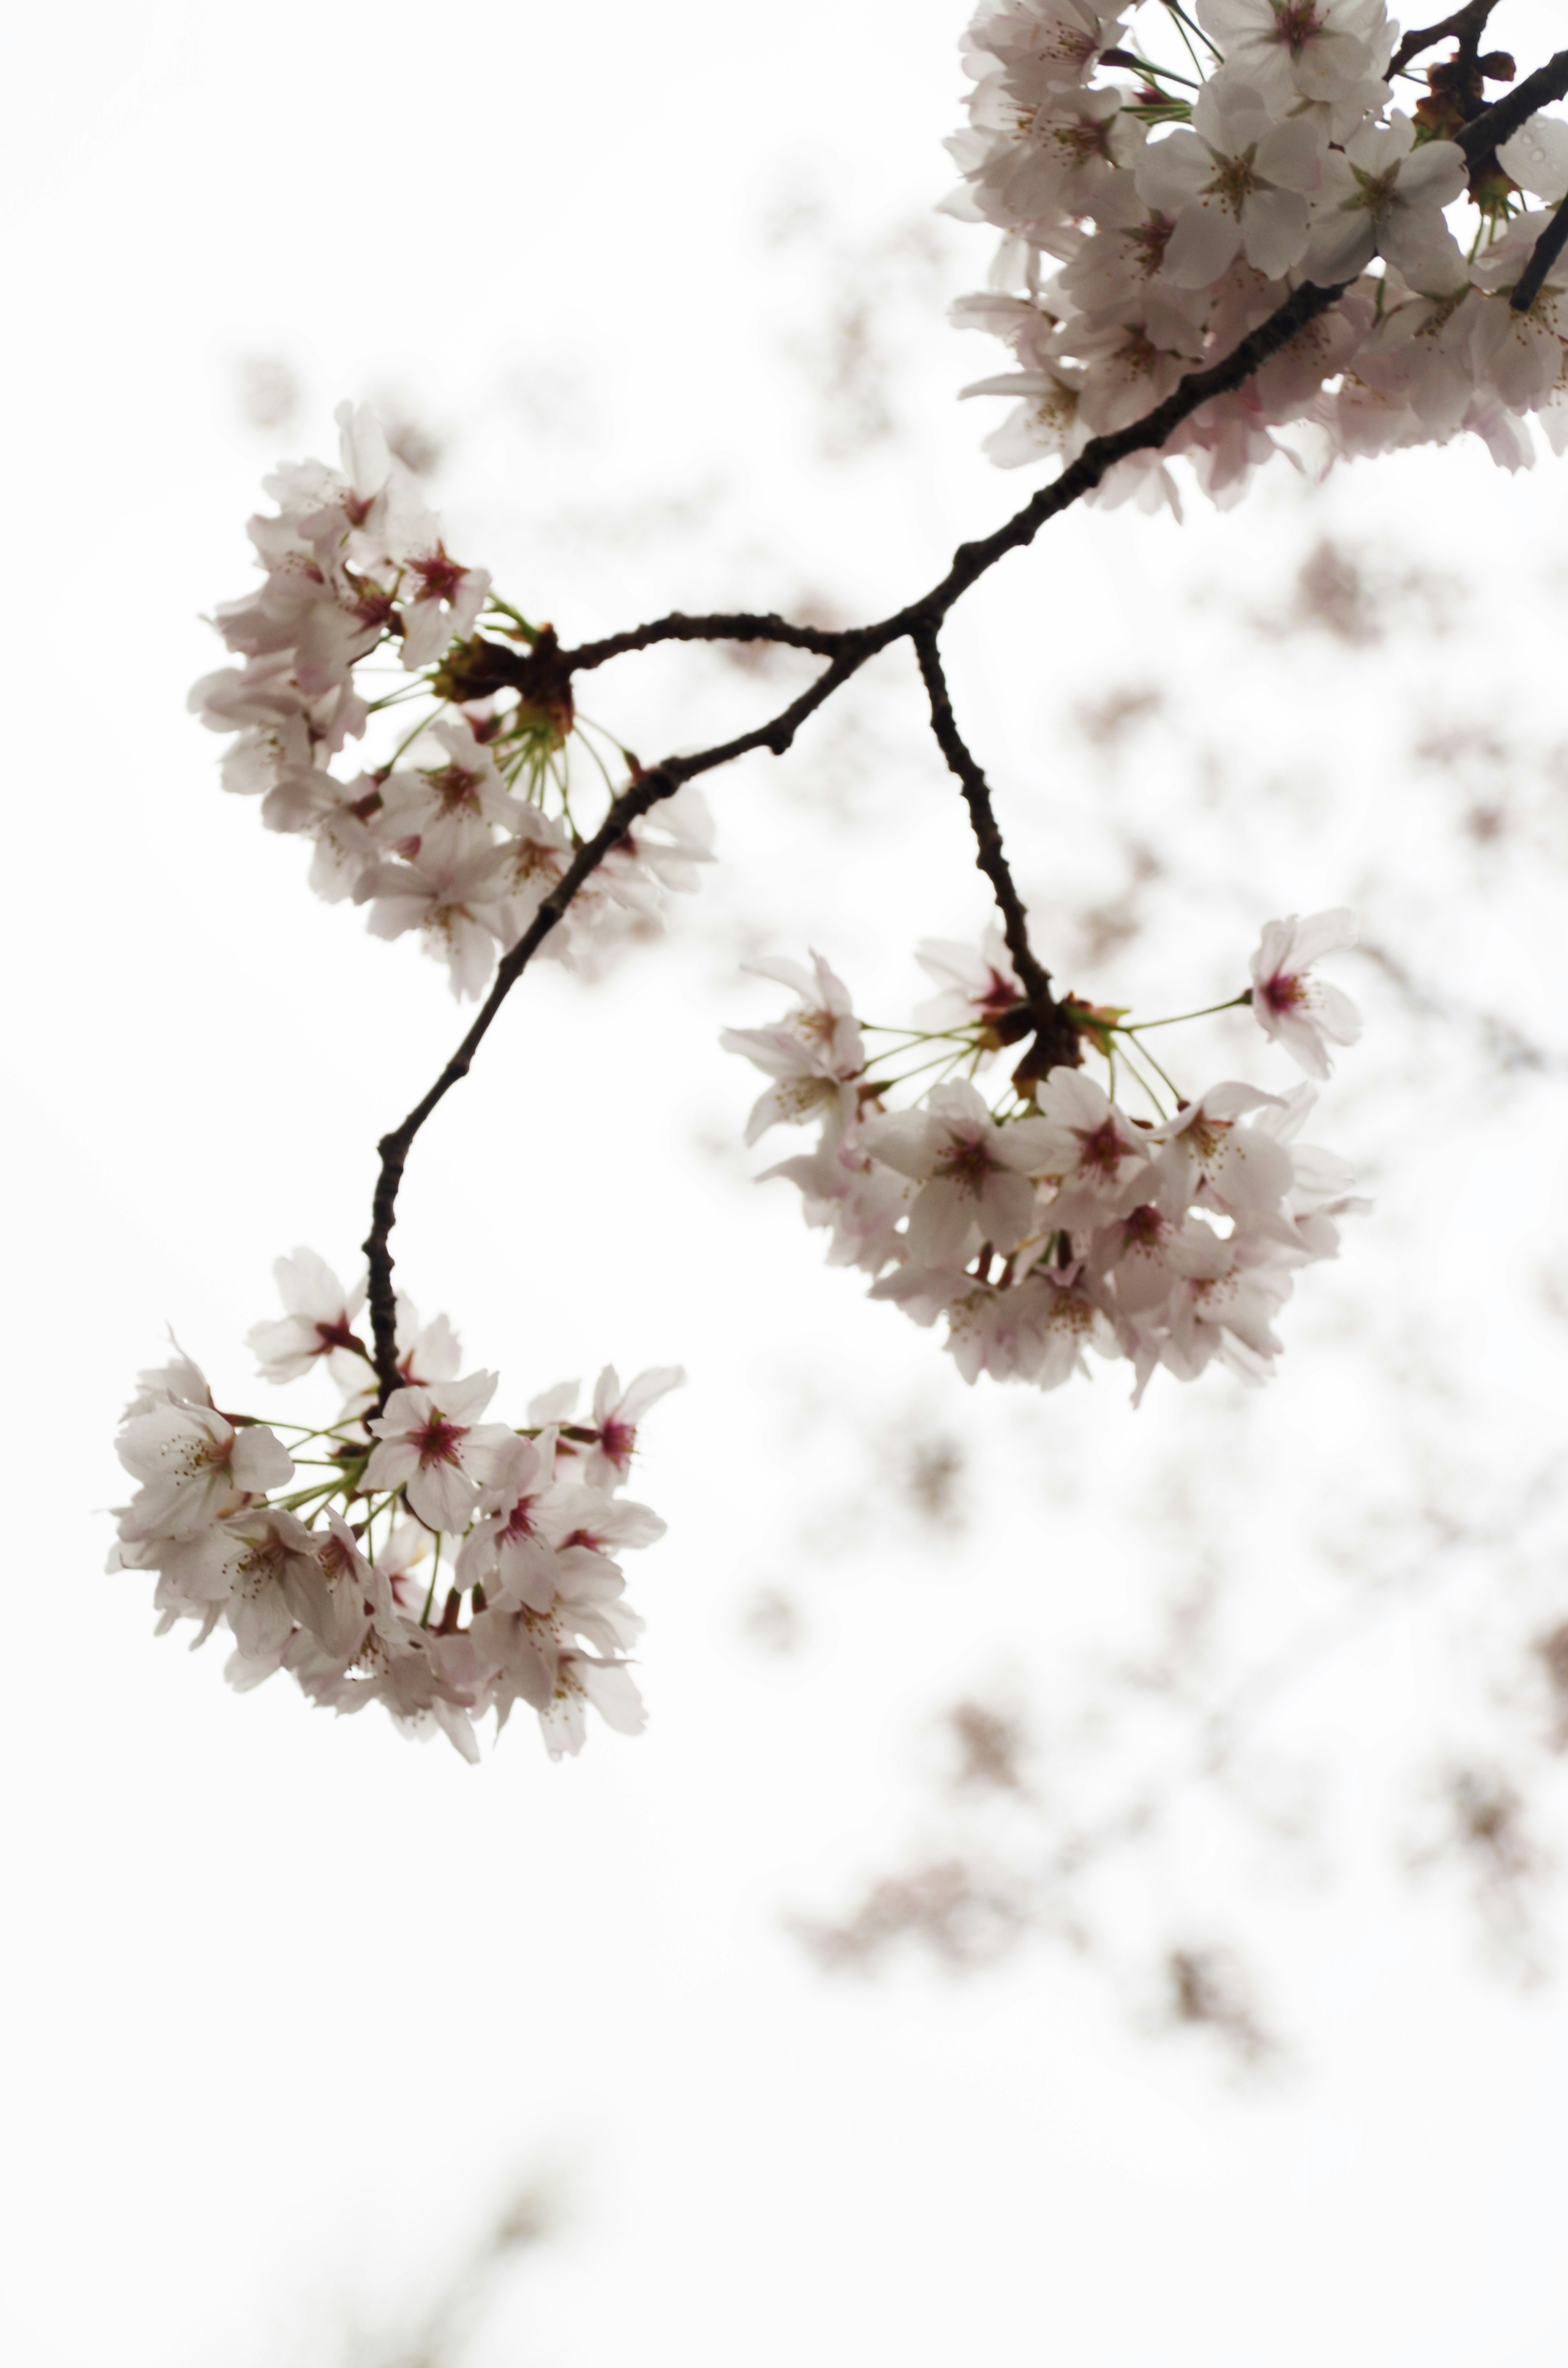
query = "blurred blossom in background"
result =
(7, 1, 1568, 2362)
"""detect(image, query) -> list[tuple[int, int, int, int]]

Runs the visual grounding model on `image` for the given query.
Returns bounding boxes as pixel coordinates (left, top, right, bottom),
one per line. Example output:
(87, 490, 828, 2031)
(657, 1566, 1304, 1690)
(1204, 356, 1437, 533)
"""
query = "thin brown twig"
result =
(1389, 0, 1499, 79)
(362, 275, 1356, 1394)
(911, 627, 1084, 1075)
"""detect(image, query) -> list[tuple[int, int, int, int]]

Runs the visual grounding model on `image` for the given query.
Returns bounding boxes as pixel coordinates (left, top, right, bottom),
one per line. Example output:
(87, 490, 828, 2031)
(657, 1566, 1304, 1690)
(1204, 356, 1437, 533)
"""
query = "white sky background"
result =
(6, 2, 1568, 2363)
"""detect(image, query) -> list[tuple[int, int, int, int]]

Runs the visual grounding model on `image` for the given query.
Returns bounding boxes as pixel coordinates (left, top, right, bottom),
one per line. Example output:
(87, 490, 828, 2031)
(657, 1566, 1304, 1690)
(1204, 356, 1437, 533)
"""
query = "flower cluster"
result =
(948, 1, 1568, 503)
(724, 913, 1366, 1397)
(109, 1255, 679, 1758)
(190, 404, 714, 997)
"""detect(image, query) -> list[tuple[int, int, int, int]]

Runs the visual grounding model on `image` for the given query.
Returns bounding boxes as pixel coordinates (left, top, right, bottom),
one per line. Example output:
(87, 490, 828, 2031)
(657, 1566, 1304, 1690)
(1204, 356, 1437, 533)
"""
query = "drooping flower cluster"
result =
(724, 913, 1366, 1398)
(190, 404, 714, 996)
(109, 1254, 680, 1758)
(948, 1, 1568, 503)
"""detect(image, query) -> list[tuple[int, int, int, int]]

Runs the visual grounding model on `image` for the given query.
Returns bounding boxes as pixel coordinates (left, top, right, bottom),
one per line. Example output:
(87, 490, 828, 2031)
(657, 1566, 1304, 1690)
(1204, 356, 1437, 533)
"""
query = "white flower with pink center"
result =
(115, 1398, 294, 1545)
(363, 1373, 513, 1532)
(1195, 0, 1393, 110)
(455, 1433, 564, 1610)
(248, 1247, 369, 1387)
(722, 952, 866, 1145)
(914, 925, 1028, 1042)
(398, 540, 492, 669)
(863, 1079, 1056, 1264)
(1030, 1068, 1154, 1225)
(1248, 908, 1361, 1077)
(574, 1366, 685, 1491)
(1148, 1082, 1295, 1218)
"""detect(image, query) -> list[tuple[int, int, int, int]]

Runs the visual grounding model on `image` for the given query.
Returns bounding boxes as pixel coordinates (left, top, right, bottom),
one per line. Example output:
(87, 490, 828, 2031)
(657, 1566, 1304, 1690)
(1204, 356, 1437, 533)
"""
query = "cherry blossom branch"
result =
(561, 612, 847, 672)
(911, 628, 1082, 1076)
(1456, 49, 1568, 163)
(1388, 1, 1500, 80)
(1511, 185, 1568, 313)
(363, 274, 1354, 1399)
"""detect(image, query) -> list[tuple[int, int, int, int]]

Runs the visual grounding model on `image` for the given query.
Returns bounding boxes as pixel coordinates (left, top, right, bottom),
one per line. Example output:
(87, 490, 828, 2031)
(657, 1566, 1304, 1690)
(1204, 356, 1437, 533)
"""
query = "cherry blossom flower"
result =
(862, 1080, 1056, 1263)
(1302, 116, 1467, 293)
(374, 718, 521, 861)
(721, 952, 866, 1143)
(1249, 909, 1361, 1077)
(115, 1399, 294, 1545)
(363, 1373, 513, 1530)
(249, 1247, 369, 1387)
(1147, 1083, 1295, 1218)
(455, 1433, 564, 1610)
(574, 1366, 685, 1490)
(356, 842, 514, 999)
(399, 540, 492, 670)
(1029, 1068, 1154, 1224)
(1194, 0, 1392, 112)
(966, 0, 1128, 88)
(1135, 79, 1323, 288)
(914, 926, 1029, 1040)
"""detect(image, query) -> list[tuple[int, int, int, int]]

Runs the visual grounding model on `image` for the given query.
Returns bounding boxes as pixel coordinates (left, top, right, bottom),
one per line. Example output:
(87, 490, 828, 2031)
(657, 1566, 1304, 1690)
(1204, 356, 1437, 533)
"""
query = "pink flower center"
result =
(502, 1496, 539, 1542)
(1272, 2, 1324, 57)
(410, 547, 466, 604)
(597, 1418, 635, 1470)
(1260, 970, 1305, 1014)
(938, 1136, 999, 1195)
(427, 762, 483, 816)
(1074, 1119, 1126, 1177)
(412, 1414, 465, 1470)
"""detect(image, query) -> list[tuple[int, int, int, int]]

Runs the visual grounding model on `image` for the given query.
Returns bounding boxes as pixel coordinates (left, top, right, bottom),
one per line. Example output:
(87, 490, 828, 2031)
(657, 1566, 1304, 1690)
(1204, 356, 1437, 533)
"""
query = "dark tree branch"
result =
(1457, 49, 1568, 162)
(361, 272, 1354, 1398)
(560, 612, 847, 672)
(1389, 1, 1499, 79)
(1510, 187, 1568, 312)
(913, 627, 1086, 1082)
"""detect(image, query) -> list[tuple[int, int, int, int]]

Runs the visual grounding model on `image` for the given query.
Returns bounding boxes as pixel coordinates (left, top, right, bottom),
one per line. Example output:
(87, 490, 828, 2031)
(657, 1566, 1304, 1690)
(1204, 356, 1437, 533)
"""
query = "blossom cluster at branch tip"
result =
(948, 2, 1568, 506)
(109, 1254, 682, 1759)
(725, 913, 1366, 1397)
(190, 404, 714, 997)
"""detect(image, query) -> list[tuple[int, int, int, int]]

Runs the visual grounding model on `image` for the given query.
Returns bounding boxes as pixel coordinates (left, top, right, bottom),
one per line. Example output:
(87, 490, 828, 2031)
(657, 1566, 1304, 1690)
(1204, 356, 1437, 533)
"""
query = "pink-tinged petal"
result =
(573, 1657, 647, 1737)
(438, 1371, 501, 1425)
(1314, 980, 1363, 1044)
(1256, 116, 1325, 194)
(859, 1110, 938, 1182)
(405, 1458, 480, 1533)
(1164, 203, 1244, 290)
(1036, 1069, 1112, 1129)
(1135, 129, 1212, 211)
(363, 1436, 420, 1493)
(1275, 1012, 1333, 1080)
(1397, 139, 1467, 207)
(231, 1426, 295, 1493)
(617, 1367, 685, 1425)
(977, 1167, 1040, 1253)
(908, 1177, 982, 1266)
(1240, 187, 1309, 279)
(991, 1116, 1059, 1172)
(1303, 211, 1375, 287)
